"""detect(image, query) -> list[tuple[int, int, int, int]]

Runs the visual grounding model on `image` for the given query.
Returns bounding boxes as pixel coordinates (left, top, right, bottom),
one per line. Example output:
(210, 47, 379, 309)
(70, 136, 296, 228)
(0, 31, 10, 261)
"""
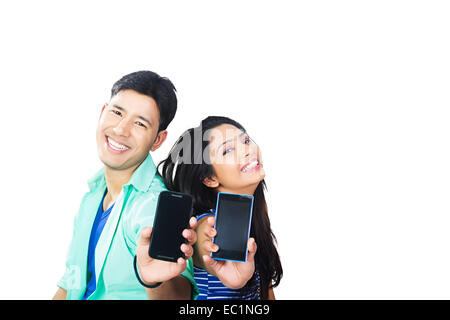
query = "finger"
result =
(177, 257, 187, 267)
(200, 217, 216, 239)
(182, 228, 197, 245)
(206, 216, 215, 227)
(210, 242, 219, 252)
(137, 227, 152, 246)
(189, 216, 198, 229)
(209, 227, 217, 238)
(202, 239, 219, 253)
(202, 225, 216, 238)
(180, 243, 194, 259)
(169, 257, 187, 275)
(246, 237, 257, 262)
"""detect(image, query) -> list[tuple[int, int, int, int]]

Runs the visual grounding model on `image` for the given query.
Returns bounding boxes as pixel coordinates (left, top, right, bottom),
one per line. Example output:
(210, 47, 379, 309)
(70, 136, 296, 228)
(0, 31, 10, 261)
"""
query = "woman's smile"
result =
(240, 158, 261, 173)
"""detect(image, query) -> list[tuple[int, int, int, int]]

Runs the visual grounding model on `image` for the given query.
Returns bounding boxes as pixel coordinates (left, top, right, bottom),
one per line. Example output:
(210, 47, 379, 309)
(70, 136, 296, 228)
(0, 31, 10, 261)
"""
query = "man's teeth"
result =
(108, 137, 129, 151)
(242, 160, 258, 172)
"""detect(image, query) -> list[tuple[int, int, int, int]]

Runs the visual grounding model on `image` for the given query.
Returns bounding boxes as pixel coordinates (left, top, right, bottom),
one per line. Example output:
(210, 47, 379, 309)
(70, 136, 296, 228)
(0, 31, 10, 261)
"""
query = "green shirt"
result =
(58, 153, 198, 299)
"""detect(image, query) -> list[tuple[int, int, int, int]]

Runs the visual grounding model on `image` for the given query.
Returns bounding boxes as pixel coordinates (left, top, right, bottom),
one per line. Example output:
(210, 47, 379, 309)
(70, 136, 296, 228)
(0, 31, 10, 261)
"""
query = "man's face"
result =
(96, 89, 164, 172)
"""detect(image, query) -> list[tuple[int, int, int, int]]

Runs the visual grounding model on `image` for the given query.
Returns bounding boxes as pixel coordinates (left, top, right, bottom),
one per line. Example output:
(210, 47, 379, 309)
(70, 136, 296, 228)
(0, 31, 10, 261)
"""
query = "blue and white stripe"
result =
(194, 210, 261, 300)
(194, 266, 260, 300)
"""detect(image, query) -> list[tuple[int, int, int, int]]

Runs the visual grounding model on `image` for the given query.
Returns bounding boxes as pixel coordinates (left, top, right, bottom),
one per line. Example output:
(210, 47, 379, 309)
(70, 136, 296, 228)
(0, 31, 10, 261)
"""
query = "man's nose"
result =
(113, 118, 131, 137)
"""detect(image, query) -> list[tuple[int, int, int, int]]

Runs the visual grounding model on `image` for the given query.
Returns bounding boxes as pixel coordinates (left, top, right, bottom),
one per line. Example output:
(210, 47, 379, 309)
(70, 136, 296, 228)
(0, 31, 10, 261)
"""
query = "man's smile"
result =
(105, 135, 130, 153)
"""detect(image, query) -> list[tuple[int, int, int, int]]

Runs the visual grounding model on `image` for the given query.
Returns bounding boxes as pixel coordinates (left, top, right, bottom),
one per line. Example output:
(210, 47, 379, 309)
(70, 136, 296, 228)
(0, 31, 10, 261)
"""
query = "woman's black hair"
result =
(157, 116, 283, 299)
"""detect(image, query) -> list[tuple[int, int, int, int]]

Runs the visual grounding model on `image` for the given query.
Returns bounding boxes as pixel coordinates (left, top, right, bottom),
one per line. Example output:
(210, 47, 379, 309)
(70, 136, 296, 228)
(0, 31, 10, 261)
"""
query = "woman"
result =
(158, 116, 282, 299)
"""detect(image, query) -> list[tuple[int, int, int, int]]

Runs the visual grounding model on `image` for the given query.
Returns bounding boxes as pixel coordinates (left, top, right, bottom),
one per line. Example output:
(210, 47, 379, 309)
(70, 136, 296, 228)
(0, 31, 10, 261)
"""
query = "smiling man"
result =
(53, 71, 198, 300)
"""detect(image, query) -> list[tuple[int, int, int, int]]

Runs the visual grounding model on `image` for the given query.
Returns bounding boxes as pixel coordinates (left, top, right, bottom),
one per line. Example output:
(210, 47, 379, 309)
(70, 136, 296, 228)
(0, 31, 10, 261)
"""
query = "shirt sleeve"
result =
(122, 188, 160, 254)
(123, 178, 199, 299)
(57, 208, 82, 292)
(196, 212, 216, 221)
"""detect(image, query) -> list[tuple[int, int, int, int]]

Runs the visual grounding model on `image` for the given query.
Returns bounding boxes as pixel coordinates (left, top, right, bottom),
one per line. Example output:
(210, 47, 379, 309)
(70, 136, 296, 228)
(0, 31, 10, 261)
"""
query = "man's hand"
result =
(198, 216, 257, 289)
(136, 217, 198, 286)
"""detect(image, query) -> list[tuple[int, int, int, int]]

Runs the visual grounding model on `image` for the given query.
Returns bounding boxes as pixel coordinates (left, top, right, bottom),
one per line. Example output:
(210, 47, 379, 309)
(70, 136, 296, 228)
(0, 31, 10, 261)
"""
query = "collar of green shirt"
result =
(87, 153, 158, 193)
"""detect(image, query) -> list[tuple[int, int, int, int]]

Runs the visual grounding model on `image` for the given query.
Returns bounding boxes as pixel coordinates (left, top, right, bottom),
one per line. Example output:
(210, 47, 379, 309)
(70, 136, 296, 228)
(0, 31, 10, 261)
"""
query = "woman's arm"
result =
(194, 215, 257, 289)
(193, 216, 217, 274)
(268, 288, 275, 300)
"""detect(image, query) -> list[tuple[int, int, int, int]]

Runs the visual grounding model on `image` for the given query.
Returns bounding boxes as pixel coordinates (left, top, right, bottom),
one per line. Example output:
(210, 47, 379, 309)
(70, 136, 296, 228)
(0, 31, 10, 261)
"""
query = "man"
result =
(53, 71, 198, 299)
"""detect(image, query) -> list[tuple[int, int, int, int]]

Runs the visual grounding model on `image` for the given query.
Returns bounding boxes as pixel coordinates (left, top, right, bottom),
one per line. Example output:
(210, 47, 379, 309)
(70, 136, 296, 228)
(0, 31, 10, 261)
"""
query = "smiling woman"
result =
(158, 116, 283, 300)
(202, 123, 265, 196)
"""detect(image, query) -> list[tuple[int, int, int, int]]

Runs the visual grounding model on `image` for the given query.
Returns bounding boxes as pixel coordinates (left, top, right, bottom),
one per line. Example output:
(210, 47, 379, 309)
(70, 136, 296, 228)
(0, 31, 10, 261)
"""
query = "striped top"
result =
(194, 266, 261, 300)
(194, 211, 261, 300)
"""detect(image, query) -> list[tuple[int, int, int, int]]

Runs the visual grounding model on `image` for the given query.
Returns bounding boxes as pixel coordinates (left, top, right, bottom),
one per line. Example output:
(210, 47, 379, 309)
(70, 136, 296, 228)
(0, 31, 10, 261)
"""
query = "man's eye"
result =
(111, 110, 122, 116)
(136, 121, 147, 128)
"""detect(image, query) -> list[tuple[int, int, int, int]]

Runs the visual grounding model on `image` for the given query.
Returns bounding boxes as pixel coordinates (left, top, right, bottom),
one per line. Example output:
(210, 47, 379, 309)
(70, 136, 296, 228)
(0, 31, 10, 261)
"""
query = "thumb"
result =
(137, 227, 152, 247)
(203, 255, 220, 274)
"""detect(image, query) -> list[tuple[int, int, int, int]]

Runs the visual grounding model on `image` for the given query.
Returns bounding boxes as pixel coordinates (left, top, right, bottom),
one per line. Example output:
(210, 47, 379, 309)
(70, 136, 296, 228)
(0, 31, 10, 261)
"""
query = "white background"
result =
(0, 1, 449, 299)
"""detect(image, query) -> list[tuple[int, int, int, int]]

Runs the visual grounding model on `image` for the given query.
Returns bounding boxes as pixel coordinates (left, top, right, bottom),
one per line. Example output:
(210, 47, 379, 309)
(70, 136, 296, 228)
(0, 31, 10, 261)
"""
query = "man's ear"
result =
(202, 176, 219, 188)
(150, 130, 168, 152)
(99, 103, 107, 121)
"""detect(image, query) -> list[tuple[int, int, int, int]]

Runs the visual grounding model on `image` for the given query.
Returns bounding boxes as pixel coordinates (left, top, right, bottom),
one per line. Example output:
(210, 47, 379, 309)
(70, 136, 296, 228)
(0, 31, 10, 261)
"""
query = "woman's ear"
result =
(203, 176, 219, 188)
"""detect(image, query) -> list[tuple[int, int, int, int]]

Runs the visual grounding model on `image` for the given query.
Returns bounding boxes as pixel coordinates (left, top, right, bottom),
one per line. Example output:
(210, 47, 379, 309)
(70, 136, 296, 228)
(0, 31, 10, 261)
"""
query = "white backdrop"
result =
(0, 0, 449, 299)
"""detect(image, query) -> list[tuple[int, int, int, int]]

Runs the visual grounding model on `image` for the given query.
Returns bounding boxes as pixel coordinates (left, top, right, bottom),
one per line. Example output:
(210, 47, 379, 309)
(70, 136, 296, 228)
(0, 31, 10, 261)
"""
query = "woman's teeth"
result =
(108, 137, 129, 151)
(242, 160, 259, 172)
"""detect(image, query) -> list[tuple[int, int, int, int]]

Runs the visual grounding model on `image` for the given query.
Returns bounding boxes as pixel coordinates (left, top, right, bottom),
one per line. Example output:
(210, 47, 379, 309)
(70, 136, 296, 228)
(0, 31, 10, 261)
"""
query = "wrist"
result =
(133, 255, 163, 289)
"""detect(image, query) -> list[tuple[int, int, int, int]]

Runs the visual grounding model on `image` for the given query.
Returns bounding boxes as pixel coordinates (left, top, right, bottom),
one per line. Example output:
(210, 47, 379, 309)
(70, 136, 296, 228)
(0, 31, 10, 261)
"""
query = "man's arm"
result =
(144, 275, 191, 300)
(52, 287, 67, 300)
(135, 217, 198, 300)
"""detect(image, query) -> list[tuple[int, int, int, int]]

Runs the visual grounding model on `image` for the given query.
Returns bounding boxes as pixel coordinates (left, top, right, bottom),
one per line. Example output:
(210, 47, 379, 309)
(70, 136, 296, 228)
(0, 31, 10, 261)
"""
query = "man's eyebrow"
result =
(112, 104, 152, 127)
(112, 104, 126, 112)
(136, 114, 152, 127)
(216, 131, 246, 152)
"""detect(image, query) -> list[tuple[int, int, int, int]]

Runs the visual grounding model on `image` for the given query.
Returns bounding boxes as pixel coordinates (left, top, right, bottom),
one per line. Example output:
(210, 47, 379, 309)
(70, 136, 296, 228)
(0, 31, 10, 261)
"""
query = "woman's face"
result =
(204, 124, 265, 195)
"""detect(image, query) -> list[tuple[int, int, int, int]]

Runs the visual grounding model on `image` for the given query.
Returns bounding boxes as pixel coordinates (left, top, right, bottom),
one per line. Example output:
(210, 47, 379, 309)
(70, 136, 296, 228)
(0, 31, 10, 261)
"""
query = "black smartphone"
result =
(148, 191, 193, 262)
(211, 192, 254, 262)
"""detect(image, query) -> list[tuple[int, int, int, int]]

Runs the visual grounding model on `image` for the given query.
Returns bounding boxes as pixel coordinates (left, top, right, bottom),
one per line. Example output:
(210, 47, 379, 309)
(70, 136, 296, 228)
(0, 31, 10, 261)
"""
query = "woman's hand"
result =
(197, 216, 257, 289)
(135, 217, 198, 286)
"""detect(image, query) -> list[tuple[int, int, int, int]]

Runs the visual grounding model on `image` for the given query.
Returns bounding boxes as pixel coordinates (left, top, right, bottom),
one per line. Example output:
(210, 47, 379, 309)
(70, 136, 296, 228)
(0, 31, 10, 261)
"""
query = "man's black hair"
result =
(111, 70, 177, 132)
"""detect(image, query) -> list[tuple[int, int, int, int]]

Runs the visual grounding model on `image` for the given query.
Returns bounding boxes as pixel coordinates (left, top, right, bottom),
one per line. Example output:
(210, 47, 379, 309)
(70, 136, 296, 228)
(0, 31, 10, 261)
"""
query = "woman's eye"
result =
(223, 147, 234, 156)
(244, 137, 250, 144)
(111, 110, 122, 116)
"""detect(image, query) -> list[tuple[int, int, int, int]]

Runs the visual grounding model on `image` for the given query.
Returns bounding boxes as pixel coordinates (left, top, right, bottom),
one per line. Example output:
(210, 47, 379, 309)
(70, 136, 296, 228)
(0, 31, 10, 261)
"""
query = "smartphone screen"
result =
(148, 191, 193, 262)
(211, 192, 254, 262)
